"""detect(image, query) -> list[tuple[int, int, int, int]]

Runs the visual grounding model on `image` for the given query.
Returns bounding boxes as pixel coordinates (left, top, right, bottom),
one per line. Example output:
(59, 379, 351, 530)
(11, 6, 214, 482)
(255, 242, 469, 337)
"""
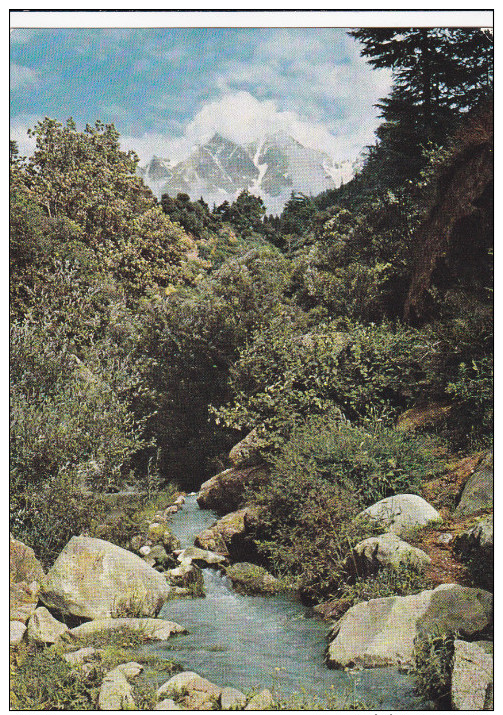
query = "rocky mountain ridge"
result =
(139, 131, 359, 213)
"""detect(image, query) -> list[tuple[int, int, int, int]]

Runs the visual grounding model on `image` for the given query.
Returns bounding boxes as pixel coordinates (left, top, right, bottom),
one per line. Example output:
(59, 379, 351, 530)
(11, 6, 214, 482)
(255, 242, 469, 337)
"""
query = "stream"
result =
(144, 494, 431, 709)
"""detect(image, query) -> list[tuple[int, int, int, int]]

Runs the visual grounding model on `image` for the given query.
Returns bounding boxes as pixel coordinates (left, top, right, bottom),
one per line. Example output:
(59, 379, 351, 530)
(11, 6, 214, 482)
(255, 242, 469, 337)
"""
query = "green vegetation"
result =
(11, 27, 492, 613)
(10, 629, 181, 711)
(413, 630, 456, 708)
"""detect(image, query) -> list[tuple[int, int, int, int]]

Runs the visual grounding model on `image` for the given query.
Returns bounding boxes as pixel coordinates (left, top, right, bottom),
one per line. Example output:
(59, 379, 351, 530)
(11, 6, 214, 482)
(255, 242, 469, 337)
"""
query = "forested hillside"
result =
(11, 27, 492, 563)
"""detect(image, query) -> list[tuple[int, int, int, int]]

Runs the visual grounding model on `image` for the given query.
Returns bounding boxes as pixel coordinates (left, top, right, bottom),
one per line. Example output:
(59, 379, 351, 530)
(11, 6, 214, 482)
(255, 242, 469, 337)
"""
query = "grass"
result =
(412, 629, 455, 708)
(11, 627, 181, 711)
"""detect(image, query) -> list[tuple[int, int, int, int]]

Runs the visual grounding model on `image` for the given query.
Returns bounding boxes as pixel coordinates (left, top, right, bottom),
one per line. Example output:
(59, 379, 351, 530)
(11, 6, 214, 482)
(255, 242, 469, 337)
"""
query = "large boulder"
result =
(327, 584, 492, 669)
(228, 428, 266, 468)
(194, 508, 259, 560)
(344, 533, 431, 578)
(65, 617, 186, 642)
(451, 639, 493, 711)
(27, 606, 68, 644)
(40, 536, 171, 620)
(10, 536, 45, 623)
(157, 671, 222, 711)
(197, 466, 268, 515)
(225, 562, 283, 596)
(358, 494, 441, 537)
(455, 450, 493, 517)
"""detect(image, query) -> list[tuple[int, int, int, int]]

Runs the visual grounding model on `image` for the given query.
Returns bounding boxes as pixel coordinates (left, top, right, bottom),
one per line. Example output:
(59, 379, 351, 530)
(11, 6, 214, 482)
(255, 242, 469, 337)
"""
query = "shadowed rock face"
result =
(40, 536, 171, 620)
(327, 584, 492, 669)
(455, 449, 493, 517)
(197, 466, 268, 515)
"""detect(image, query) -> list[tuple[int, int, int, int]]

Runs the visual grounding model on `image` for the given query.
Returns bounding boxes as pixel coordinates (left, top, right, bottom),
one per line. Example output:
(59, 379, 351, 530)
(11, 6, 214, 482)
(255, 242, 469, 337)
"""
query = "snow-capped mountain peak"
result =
(139, 132, 358, 212)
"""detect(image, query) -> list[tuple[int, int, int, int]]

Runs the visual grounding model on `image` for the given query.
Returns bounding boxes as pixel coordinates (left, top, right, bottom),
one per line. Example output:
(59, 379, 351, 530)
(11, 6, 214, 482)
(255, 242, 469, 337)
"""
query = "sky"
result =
(10, 26, 394, 165)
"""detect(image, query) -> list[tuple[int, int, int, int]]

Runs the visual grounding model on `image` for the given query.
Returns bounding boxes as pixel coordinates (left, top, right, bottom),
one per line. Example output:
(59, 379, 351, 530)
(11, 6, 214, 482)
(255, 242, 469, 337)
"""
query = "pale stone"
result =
(27, 606, 68, 644)
(40, 536, 170, 619)
(10, 537, 44, 623)
(345, 532, 431, 577)
(65, 617, 186, 643)
(176, 546, 226, 567)
(451, 639, 493, 711)
(155, 698, 183, 710)
(359, 494, 441, 537)
(220, 686, 247, 710)
(62, 647, 96, 666)
(98, 668, 135, 710)
(10, 620, 26, 645)
(244, 689, 274, 710)
(327, 584, 493, 669)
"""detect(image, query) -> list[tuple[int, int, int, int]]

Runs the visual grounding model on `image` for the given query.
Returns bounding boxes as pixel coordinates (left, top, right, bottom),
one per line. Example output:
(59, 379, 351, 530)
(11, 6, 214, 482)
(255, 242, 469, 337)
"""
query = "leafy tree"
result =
(15, 118, 186, 295)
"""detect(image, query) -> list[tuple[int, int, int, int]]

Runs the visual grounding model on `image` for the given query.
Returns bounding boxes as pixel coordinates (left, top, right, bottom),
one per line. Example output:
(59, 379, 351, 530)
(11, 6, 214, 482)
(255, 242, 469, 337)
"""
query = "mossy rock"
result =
(225, 562, 283, 596)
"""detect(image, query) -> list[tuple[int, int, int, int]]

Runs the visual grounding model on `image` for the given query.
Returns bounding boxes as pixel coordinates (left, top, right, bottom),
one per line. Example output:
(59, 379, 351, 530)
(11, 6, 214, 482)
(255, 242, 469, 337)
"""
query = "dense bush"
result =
(245, 411, 441, 601)
(214, 318, 440, 456)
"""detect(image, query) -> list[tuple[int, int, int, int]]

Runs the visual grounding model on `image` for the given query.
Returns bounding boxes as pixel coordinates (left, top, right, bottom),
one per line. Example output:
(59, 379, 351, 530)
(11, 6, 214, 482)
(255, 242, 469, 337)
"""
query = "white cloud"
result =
(10, 114, 43, 156)
(121, 84, 388, 169)
(10, 63, 39, 90)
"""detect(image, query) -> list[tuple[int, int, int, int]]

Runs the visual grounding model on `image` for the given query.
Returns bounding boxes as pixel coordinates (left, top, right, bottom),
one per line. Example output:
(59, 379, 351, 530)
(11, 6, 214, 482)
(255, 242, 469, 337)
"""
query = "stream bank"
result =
(143, 493, 431, 710)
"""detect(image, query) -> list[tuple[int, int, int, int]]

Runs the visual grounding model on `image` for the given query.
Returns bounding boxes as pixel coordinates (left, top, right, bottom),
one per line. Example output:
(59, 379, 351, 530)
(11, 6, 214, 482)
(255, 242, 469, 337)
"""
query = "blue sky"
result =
(11, 27, 393, 164)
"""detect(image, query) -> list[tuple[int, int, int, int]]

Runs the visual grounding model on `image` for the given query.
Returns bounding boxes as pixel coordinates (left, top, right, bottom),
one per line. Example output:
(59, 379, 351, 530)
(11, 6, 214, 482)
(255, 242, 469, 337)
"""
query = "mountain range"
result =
(138, 131, 359, 213)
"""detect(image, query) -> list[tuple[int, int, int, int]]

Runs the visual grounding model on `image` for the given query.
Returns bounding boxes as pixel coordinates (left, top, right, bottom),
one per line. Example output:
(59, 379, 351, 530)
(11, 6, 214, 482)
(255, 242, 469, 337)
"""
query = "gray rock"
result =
(40, 536, 171, 619)
(155, 699, 183, 710)
(10, 620, 26, 646)
(455, 450, 493, 517)
(197, 467, 268, 515)
(27, 606, 68, 644)
(226, 562, 283, 596)
(451, 639, 493, 710)
(244, 688, 274, 710)
(345, 533, 431, 577)
(62, 647, 97, 666)
(327, 584, 492, 669)
(194, 507, 259, 560)
(166, 560, 204, 595)
(157, 671, 221, 710)
(115, 661, 143, 678)
(220, 686, 247, 710)
(10, 536, 45, 623)
(66, 617, 186, 642)
(229, 428, 265, 468)
(359, 494, 441, 537)
(98, 667, 135, 710)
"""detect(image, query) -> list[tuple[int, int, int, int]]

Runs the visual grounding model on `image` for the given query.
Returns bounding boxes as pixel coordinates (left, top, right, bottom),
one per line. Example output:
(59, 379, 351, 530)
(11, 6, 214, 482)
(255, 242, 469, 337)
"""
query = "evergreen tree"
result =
(351, 28, 493, 189)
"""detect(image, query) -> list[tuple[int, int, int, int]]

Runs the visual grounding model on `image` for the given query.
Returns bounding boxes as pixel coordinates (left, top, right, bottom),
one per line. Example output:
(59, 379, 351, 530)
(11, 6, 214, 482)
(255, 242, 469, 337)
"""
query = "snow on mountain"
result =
(138, 132, 359, 213)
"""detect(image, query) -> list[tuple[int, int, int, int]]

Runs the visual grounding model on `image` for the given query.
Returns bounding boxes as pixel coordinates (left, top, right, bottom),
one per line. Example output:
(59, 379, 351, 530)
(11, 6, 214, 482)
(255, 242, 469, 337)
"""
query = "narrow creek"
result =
(144, 494, 431, 709)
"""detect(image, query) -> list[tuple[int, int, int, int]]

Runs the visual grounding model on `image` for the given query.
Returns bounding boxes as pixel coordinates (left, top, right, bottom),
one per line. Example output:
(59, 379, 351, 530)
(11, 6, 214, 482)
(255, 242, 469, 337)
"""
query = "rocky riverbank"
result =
(10, 430, 494, 710)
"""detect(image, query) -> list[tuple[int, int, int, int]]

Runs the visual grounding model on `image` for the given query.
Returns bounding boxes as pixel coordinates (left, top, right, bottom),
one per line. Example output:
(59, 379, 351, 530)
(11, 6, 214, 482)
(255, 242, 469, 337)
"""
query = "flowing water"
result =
(145, 494, 431, 709)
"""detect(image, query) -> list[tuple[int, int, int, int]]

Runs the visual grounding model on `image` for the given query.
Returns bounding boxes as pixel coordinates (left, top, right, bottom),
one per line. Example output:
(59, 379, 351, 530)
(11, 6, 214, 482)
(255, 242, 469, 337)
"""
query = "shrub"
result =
(245, 412, 442, 602)
(413, 630, 455, 707)
(214, 319, 439, 457)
